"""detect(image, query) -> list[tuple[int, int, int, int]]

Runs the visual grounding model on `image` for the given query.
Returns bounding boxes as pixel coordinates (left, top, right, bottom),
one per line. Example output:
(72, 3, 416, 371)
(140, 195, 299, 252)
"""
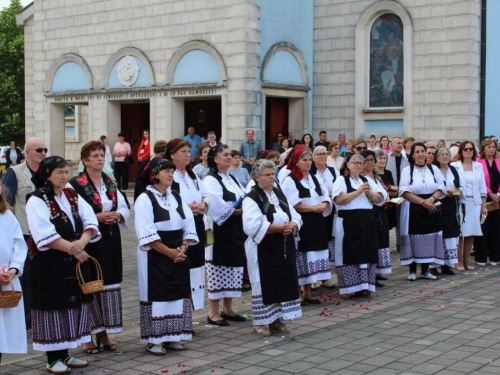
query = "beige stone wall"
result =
(19, 0, 262, 153)
(313, 0, 481, 143)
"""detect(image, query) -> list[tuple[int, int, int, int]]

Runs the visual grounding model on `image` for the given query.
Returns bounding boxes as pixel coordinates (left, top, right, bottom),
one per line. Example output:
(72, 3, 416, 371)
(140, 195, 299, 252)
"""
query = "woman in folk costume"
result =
(311, 146, 338, 287)
(0, 180, 28, 365)
(280, 148, 332, 305)
(68, 140, 130, 354)
(134, 160, 198, 355)
(165, 139, 207, 312)
(399, 142, 446, 281)
(203, 144, 248, 326)
(26, 156, 101, 374)
(277, 144, 307, 185)
(429, 147, 464, 275)
(332, 154, 385, 300)
(243, 159, 303, 336)
(360, 150, 391, 287)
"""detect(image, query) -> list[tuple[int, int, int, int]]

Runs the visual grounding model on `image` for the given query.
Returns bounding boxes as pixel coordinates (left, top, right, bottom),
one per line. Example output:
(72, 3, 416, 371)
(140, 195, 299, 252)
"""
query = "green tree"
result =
(0, 0, 24, 146)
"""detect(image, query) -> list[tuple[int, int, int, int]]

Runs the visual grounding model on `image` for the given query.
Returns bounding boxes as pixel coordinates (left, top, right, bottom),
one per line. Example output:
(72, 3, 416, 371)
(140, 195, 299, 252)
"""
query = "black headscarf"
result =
(139, 158, 176, 185)
(207, 145, 222, 173)
(31, 156, 68, 193)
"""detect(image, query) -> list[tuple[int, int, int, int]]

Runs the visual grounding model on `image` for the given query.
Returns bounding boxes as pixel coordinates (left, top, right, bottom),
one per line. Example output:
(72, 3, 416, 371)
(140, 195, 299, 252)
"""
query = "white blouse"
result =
(134, 186, 199, 251)
(399, 165, 446, 198)
(332, 175, 387, 211)
(281, 173, 332, 217)
(203, 172, 245, 226)
(26, 190, 101, 251)
(173, 169, 207, 205)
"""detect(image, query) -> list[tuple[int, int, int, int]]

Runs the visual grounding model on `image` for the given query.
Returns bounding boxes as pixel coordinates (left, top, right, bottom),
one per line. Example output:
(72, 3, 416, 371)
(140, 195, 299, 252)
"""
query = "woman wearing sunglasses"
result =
(451, 141, 486, 268)
(352, 139, 368, 154)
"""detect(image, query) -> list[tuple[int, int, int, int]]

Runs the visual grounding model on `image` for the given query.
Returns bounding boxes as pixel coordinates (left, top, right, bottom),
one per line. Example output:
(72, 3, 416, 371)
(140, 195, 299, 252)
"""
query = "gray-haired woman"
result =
(203, 145, 247, 326)
(243, 160, 303, 336)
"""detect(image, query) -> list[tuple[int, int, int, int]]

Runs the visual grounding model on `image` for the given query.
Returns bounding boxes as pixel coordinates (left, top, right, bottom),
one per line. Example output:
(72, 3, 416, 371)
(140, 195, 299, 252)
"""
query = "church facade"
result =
(16, 0, 493, 166)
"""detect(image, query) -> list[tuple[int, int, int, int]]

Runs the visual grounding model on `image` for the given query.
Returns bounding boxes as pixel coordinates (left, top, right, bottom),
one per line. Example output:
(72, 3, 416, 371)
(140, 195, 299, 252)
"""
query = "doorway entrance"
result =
(265, 97, 289, 149)
(184, 99, 222, 141)
(121, 103, 150, 181)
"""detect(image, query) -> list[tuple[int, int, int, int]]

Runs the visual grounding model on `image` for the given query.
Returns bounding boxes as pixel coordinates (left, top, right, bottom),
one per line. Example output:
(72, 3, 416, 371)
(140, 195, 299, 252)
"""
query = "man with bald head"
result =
(3, 137, 48, 329)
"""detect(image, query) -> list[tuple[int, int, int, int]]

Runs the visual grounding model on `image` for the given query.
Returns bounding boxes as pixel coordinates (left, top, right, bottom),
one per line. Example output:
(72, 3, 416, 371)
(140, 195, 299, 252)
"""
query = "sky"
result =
(0, 0, 31, 11)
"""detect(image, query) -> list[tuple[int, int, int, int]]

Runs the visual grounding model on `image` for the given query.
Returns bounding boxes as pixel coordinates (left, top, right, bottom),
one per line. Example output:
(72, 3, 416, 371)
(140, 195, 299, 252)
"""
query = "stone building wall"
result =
(313, 0, 481, 143)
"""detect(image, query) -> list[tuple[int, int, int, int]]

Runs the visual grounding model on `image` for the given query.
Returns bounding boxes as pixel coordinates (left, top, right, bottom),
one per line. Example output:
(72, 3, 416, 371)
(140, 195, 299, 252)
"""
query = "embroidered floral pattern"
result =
(76, 172, 117, 212)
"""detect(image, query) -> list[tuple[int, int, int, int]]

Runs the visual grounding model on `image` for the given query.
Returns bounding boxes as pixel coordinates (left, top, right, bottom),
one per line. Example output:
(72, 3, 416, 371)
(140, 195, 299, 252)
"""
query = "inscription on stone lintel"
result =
(50, 88, 218, 102)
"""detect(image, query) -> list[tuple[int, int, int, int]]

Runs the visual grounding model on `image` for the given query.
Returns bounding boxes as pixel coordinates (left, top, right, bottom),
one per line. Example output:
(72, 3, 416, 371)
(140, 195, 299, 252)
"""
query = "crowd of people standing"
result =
(1, 129, 499, 373)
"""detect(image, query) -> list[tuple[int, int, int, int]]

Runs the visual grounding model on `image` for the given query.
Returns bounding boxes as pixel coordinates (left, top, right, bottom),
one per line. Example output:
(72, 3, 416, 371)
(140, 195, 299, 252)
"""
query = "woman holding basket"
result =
(26, 156, 102, 374)
(0, 180, 28, 364)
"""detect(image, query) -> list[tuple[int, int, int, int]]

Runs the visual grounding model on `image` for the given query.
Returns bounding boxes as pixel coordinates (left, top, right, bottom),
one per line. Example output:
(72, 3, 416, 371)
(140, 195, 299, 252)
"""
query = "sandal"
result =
(253, 325, 271, 336)
(96, 333, 117, 351)
(340, 294, 350, 300)
(161, 342, 187, 351)
(146, 344, 167, 355)
(82, 342, 99, 354)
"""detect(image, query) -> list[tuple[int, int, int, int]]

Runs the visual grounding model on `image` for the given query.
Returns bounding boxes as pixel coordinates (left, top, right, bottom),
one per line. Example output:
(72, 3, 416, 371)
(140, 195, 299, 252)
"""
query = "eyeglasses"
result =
(463, 147, 474, 152)
(364, 159, 375, 163)
(333, 147, 341, 150)
(316, 153, 328, 157)
(349, 162, 363, 166)
(27, 148, 48, 153)
(355, 146, 368, 151)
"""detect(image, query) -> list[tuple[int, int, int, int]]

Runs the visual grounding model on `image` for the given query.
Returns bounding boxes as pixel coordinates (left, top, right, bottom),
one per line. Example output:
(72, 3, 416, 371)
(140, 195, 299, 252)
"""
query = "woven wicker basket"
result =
(76, 256, 103, 295)
(0, 281, 23, 308)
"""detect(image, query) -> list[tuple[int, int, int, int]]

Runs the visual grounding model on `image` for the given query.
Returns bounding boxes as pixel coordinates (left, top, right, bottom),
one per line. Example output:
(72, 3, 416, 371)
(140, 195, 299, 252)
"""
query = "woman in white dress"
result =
(312, 146, 338, 286)
(281, 148, 332, 305)
(0, 180, 28, 364)
(332, 154, 385, 299)
(203, 145, 248, 326)
(243, 160, 303, 336)
(26, 156, 101, 374)
(134, 159, 199, 355)
(451, 141, 487, 270)
(165, 139, 207, 312)
(399, 143, 446, 281)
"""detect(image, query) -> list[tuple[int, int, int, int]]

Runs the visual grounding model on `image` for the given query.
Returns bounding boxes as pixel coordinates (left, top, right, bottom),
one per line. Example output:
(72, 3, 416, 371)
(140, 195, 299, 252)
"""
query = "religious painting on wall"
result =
(369, 14, 404, 107)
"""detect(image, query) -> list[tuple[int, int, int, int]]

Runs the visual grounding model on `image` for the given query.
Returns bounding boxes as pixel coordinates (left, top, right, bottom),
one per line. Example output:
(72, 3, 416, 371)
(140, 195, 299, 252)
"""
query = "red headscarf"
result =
(288, 148, 311, 180)
(285, 144, 306, 169)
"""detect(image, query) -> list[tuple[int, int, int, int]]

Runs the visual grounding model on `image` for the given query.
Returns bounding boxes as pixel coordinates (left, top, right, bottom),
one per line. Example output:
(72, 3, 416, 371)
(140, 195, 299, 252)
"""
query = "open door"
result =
(266, 97, 289, 149)
(121, 103, 150, 181)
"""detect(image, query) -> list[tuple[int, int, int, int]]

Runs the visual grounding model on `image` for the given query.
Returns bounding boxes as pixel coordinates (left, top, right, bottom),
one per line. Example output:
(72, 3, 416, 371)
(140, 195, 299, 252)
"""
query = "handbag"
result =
(76, 256, 104, 295)
(205, 228, 214, 247)
(124, 155, 134, 166)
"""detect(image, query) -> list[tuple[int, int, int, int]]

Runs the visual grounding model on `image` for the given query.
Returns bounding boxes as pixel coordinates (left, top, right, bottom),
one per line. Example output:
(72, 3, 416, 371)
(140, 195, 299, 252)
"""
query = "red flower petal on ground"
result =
(161, 371, 168, 373)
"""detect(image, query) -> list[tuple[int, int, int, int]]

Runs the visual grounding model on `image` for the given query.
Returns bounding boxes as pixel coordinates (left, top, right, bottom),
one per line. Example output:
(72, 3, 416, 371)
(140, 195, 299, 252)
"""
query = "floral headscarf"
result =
(287, 148, 313, 180)
(149, 159, 176, 184)
(32, 156, 68, 193)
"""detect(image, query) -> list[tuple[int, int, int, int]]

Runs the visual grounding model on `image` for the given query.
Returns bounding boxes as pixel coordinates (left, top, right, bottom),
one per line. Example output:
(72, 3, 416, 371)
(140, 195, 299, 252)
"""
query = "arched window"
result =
(369, 14, 404, 107)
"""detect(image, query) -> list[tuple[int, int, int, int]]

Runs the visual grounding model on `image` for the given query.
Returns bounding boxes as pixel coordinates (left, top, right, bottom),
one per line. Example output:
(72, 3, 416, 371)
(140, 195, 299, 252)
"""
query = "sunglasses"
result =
(463, 147, 474, 152)
(355, 146, 368, 151)
(28, 148, 48, 153)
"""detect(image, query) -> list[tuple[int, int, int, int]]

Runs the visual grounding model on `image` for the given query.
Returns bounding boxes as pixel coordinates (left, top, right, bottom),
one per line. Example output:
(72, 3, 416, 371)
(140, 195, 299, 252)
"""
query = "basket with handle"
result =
(76, 256, 103, 295)
(0, 281, 23, 308)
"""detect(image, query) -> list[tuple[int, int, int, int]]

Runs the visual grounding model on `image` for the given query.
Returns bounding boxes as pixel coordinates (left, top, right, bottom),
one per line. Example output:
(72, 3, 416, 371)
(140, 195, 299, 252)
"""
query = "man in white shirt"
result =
(205, 131, 221, 148)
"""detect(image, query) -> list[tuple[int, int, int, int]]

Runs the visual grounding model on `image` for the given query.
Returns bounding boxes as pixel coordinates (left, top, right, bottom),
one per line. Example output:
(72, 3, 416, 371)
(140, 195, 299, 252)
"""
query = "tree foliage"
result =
(0, 0, 24, 146)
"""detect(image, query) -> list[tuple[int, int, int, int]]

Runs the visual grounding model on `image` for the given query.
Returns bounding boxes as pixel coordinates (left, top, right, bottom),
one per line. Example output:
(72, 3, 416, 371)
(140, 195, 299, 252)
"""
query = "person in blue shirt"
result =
(338, 133, 347, 154)
(239, 130, 262, 172)
(183, 127, 202, 164)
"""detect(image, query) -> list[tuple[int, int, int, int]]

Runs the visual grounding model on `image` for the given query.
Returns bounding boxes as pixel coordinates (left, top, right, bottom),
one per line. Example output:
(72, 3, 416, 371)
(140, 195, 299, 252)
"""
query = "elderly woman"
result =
(327, 141, 344, 170)
(193, 143, 211, 180)
(331, 155, 385, 299)
(165, 139, 207, 313)
(203, 145, 247, 326)
(360, 150, 391, 285)
(69, 140, 130, 354)
(312, 146, 338, 287)
(427, 147, 464, 276)
(229, 150, 251, 187)
(451, 141, 487, 270)
(399, 143, 446, 280)
(473, 139, 500, 266)
(26, 156, 101, 373)
(281, 148, 331, 304)
(0, 180, 27, 364)
(243, 160, 302, 336)
(134, 159, 198, 355)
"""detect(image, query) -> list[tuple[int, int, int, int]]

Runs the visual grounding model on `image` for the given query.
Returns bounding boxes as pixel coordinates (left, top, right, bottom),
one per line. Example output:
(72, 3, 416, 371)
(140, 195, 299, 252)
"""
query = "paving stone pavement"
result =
(3, 200, 500, 375)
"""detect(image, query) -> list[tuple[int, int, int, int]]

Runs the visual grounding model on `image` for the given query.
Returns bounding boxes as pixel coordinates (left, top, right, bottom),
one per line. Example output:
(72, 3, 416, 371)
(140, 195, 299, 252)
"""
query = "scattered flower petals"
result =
(161, 371, 169, 374)
(94, 358, 102, 362)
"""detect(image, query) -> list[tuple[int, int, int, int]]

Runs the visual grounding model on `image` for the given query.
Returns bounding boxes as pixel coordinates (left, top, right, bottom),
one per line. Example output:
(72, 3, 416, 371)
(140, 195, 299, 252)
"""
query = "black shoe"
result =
(207, 316, 229, 326)
(375, 281, 385, 288)
(220, 311, 246, 322)
(429, 268, 439, 276)
(441, 266, 456, 275)
(303, 298, 321, 304)
(376, 275, 388, 281)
